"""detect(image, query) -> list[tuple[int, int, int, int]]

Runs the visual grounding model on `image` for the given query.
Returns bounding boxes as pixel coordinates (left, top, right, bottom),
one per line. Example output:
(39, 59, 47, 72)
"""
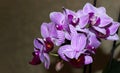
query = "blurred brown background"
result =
(0, 0, 120, 73)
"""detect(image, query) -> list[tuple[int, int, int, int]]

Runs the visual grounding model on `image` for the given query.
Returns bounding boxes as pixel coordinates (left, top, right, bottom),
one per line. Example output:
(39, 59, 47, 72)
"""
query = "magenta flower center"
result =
(44, 38, 54, 52)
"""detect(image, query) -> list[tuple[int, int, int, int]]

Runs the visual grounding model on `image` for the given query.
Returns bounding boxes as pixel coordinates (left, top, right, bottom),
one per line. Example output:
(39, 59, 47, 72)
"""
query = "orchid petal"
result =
(49, 23, 58, 38)
(64, 8, 76, 16)
(55, 30, 65, 46)
(76, 34, 87, 51)
(92, 26, 106, 34)
(50, 12, 65, 25)
(99, 14, 113, 27)
(106, 34, 119, 41)
(76, 25, 89, 34)
(79, 14, 89, 28)
(88, 32, 101, 48)
(39, 52, 45, 63)
(84, 56, 93, 65)
(65, 31, 71, 40)
(34, 38, 44, 50)
(97, 7, 106, 14)
(69, 25, 77, 36)
(41, 23, 49, 38)
(58, 45, 72, 61)
(43, 53, 50, 69)
(109, 22, 120, 35)
(83, 3, 96, 14)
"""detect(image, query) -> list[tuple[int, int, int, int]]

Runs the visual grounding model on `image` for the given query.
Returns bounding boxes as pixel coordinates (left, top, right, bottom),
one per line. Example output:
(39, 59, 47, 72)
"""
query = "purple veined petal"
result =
(108, 22, 120, 35)
(92, 26, 106, 34)
(63, 8, 76, 16)
(76, 34, 87, 51)
(43, 53, 50, 69)
(39, 51, 45, 63)
(55, 30, 65, 46)
(41, 22, 57, 39)
(71, 35, 79, 51)
(65, 50, 76, 59)
(88, 31, 101, 48)
(98, 14, 113, 27)
(79, 14, 89, 28)
(50, 12, 65, 25)
(83, 3, 96, 14)
(106, 34, 119, 41)
(71, 33, 78, 49)
(34, 38, 44, 50)
(84, 55, 93, 65)
(58, 45, 71, 61)
(48, 23, 58, 38)
(75, 25, 89, 34)
(41, 23, 49, 38)
(69, 25, 77, 36)
(65, 31, 71, 40)
(77, 8, 90, 28)
(97, 7, 106, 14)
(70, 25, 86, 50)
(75, 50, 86, 60)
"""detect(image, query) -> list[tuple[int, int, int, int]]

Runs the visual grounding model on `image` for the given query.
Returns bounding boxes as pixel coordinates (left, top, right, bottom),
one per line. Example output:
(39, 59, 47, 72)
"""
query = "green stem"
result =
(49, 52, 59, 57)
(93, 0, 97, 6)
(89, 64, 92, 73)
(83, 65, 87, 73)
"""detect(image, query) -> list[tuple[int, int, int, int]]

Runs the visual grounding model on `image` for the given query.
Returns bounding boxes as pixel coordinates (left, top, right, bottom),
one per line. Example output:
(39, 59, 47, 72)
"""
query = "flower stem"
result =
(50, 52, 59, 57)
(93, 0, 97, 6)
(89, 64, 92, 73)
(83, 65, 87, 73)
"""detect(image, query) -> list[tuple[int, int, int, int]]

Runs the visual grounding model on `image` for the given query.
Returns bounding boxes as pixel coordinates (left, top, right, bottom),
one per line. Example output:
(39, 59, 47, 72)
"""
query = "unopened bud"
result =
(55, 61, 64, 72)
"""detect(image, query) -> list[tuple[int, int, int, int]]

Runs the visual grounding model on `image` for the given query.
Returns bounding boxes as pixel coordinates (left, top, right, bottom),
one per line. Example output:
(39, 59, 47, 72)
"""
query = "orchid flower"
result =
(30, 2, 120, 69)
(58, 25, 93, 67)
(29, 38, 50, 69)
(106, 22, 120, 40)
(83, 3, 113, 27)
(63, 8, 80, 27)
(79, 3, 120, 40)
(50, 12, 68, 30)
(41, 22, 65, 46)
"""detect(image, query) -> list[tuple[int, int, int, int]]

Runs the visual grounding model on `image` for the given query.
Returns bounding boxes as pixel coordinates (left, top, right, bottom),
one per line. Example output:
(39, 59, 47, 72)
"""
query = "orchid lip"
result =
(29, 52, 41, 65)
(44, 37, 54, 53)
(86, 45, 96, 54)
(56, 25, 63, 30)
(69, 54, 85, 68)
(68, 15, 79, 27)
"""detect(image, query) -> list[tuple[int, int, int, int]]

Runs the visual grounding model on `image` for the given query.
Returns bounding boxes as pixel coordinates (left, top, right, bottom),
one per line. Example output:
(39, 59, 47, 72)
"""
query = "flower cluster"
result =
(29, 3, 120, 69)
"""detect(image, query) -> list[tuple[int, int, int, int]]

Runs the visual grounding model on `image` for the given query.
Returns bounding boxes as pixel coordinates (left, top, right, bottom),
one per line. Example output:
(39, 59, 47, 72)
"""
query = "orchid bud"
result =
(55, 61, 64, 71)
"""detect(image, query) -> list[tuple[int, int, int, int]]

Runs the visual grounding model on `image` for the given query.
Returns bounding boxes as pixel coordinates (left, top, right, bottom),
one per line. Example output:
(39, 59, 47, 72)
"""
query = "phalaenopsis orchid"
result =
(29, 3, 120, 70)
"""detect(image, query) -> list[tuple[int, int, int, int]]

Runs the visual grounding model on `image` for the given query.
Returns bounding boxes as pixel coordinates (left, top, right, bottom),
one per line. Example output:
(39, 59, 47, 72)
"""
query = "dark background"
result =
(0, 0, 120, 73)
